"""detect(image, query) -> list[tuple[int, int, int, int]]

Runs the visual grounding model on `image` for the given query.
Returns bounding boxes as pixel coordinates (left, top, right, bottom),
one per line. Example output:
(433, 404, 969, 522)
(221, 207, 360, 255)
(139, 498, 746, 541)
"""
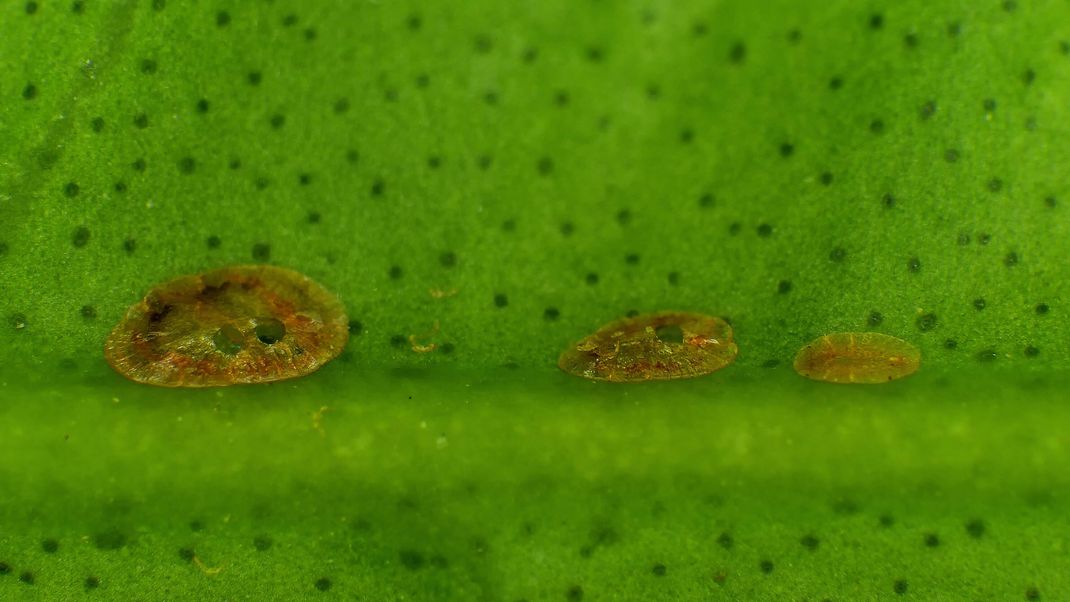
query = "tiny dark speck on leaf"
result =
(919, 100, 936, 119)
(729, 42, 746, 63)
(916, 312, 937, 331)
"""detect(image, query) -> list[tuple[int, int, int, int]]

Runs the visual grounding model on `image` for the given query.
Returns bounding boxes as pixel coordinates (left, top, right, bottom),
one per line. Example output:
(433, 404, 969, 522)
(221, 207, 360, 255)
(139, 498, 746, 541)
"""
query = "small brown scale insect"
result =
(558, 311, 738, 382)
(793, 332, 920, 384)
(105, 265, 348, 387)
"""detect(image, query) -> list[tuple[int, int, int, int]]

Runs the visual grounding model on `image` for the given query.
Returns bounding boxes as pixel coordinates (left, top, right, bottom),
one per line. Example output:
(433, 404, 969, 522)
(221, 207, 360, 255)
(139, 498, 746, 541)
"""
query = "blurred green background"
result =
(1, 0, 1068, 599)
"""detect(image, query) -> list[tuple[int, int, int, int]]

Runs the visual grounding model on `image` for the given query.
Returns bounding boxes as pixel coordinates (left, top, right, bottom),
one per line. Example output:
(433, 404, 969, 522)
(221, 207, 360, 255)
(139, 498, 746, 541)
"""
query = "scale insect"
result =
(104, 265, 349, 387)
(792, 332, 920, 384)
(558, 311, 738, 382)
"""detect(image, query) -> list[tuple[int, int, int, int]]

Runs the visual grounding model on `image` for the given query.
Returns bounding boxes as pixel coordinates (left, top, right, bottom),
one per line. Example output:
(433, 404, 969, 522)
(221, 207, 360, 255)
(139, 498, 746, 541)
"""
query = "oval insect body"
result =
(793, 332, 920, 384)
(558, 311, 738, 382)
(105, 265, 348, 387)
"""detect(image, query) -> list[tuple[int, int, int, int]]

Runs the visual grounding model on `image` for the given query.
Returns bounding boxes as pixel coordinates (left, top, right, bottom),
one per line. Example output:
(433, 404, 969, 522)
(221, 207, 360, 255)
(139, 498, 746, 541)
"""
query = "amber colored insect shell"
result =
(104, 265, 349, 387)
(558, 311, 738, 382)
(793, 332, 920, 384)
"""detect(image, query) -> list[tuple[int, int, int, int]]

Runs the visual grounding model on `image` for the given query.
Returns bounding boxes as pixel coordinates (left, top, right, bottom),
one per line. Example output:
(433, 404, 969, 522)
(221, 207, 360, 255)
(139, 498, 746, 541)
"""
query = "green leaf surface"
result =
(1, 0, 1068, 599)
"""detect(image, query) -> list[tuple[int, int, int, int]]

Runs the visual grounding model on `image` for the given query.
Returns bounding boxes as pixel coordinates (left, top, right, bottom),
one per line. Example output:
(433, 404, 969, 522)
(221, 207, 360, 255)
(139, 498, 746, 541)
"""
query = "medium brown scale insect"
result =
(558, 311, 738, 382)
(104, 265, 348, 387)
(792, 332, 920, 384)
